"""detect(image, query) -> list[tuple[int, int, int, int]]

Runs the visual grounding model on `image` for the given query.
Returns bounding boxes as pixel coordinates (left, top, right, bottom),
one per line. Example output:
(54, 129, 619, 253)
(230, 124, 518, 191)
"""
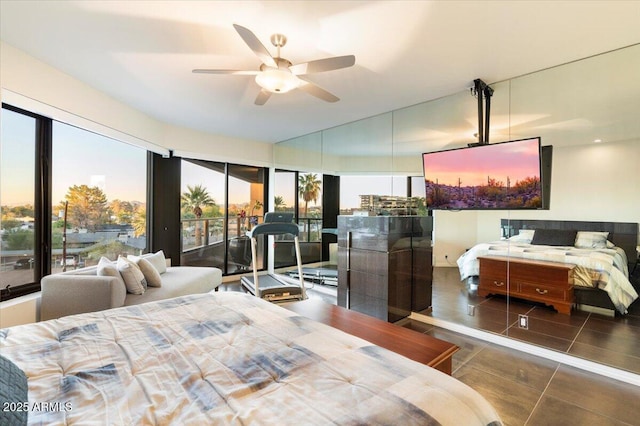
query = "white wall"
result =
(432, 140, 640, 266)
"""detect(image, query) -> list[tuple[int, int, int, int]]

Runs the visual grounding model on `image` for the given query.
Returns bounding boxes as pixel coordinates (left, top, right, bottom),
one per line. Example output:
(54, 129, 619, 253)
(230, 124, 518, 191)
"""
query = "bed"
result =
(0, 291, 501, 425)
(457, 219, 639, 314)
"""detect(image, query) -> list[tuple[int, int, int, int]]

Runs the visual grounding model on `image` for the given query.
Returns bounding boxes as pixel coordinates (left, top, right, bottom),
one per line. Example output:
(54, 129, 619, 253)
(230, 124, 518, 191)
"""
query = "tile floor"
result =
(426, 267, 640, 375)
(402, 319, 640, 426)
(222, 277, 640, 425)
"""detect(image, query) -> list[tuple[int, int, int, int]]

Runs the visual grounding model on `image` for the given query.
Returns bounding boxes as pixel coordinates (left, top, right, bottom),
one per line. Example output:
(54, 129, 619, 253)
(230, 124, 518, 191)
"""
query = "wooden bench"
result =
(282, 298, 459, 375)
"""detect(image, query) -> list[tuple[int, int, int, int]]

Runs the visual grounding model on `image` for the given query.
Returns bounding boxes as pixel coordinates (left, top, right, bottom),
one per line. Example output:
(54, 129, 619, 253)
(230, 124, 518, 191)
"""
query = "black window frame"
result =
(1, 103, 150, 302)
(1, 104, 51, 301)
(180, 158, 270, 276)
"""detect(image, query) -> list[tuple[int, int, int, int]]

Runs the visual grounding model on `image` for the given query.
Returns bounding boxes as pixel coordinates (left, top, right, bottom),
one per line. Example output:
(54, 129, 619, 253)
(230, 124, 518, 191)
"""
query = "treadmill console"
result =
(264, 212, 294, 223)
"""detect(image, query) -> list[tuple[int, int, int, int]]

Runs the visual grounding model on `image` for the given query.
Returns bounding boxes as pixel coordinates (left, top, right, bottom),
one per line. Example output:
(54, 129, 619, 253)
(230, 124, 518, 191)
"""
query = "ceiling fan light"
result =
(255, 68, 299, 93)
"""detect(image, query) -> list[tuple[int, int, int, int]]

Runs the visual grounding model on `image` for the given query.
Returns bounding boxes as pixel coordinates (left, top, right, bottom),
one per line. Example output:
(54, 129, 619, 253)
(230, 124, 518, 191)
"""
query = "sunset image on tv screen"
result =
(422, 138, 542, 210)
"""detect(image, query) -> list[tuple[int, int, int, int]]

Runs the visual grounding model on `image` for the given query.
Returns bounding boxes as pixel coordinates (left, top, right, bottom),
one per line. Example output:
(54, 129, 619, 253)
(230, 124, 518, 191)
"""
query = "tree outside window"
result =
(181, 184, 216, 247)
(298, 173, 321, 217)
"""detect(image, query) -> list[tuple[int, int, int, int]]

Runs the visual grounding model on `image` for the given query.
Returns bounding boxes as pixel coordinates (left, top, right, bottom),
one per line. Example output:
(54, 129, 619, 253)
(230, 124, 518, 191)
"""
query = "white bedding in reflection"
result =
(457, 241, 637, 314)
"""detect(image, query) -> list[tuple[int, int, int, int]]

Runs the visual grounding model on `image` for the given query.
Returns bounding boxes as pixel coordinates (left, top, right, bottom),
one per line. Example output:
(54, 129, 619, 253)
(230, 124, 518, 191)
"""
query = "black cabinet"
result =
(337, 216, 433, 322)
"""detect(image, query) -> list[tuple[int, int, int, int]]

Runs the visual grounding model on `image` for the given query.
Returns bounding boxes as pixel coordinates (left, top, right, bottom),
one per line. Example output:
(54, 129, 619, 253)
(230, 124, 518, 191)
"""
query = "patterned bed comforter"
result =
(457, 241, 638, 314)
(1, 292, 501, 425)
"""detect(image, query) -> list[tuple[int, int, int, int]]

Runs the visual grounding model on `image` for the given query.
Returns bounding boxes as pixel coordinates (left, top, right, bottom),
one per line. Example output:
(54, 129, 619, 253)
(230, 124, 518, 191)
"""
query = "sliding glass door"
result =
(180, 159, 266, 275)
(227, 164, 265, 273)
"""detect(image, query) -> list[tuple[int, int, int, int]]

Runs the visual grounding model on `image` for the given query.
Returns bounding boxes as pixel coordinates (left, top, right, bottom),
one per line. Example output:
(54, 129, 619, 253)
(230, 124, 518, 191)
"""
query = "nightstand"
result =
(632, 245, 639, 276)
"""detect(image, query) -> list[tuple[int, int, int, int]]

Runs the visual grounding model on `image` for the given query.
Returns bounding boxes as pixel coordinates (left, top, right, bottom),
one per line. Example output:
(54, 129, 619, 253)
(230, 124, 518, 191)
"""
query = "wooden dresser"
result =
(477, 256, 575, 314)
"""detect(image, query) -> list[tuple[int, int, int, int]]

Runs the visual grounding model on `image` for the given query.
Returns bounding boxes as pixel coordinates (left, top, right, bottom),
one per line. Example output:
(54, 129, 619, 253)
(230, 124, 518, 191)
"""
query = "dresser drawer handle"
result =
(536, 288, 548, 295)
(493, 281, 505, 287)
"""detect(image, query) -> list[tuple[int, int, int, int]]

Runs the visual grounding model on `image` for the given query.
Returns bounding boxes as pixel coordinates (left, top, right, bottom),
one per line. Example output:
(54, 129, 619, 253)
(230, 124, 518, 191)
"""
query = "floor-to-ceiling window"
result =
(180, 159, 267, 275)
(227, 164, 265, 273)
(274, 170, 299, 267)
(272, 170, 325, 267)
(51, 122, 147, 271)
(1, 108, 37, 294)
(1, 104, 149, 301)
(180, 159, 226, 270)
(298, 172, 322, 243)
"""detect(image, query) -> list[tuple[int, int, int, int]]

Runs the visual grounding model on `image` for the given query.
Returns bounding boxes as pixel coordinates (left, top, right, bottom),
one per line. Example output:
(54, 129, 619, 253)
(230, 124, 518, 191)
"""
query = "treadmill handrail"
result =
(248, 222, 299, 237)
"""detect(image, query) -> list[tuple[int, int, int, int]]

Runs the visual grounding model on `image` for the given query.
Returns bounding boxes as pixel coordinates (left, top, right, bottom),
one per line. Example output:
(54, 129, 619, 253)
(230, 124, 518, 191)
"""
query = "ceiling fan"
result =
(193, 24, 356, 105)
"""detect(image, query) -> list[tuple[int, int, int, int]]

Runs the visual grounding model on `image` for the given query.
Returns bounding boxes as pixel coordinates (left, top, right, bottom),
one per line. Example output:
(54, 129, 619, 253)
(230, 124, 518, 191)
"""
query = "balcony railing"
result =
(296, 217, 323, 242)
(181, 216, 323, 252)
(181, 216, 250, 252)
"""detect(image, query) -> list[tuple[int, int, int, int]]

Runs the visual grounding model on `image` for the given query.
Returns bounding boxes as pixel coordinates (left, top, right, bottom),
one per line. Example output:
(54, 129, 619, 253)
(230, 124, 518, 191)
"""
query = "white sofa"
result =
(40, 256, 222, 321)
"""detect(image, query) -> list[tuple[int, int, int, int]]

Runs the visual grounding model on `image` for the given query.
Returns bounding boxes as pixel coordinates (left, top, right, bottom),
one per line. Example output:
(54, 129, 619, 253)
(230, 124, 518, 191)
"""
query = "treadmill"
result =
(240, 212, 307, 302)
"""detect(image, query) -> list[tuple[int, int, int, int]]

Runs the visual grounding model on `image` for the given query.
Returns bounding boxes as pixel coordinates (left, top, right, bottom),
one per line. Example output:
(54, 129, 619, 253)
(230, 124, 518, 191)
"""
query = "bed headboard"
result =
(501, 219, 639, 263)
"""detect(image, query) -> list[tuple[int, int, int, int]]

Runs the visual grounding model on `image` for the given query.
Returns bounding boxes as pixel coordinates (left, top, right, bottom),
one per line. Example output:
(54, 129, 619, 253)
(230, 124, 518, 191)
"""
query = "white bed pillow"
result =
(575, 231, 609, 249)
(142, 250, 167, 274)
(117, 256, 147, 294)
(509, 229, 535, 244)
(127, 255, 162, 287)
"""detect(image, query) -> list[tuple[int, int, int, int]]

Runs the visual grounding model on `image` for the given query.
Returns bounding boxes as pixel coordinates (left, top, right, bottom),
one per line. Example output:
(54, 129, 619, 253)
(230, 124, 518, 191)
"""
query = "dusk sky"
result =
(3, 107, 460, 212)
(52, 123, 147, 206)
(1, 110, 147, 208)
(422, 138, 541, 187)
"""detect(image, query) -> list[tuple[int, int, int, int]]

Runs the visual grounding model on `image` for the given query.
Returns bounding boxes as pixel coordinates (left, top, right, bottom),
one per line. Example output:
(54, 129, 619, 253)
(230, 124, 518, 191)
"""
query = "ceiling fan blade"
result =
(192, 69, 259, 75)
(233, 24, 278, 68)
(254, 89, 272, 106)
(289, 55, 355, 75)
(297, 78, 340, 103)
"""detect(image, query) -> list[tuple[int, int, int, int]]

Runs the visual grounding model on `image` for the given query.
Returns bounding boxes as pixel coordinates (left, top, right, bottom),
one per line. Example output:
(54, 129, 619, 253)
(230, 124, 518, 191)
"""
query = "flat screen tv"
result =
(422, 137, 543, 210)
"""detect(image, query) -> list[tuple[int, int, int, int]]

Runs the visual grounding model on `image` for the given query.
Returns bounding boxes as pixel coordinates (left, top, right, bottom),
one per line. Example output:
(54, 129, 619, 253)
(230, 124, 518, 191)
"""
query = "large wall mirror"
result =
(274, 44, 640, 375)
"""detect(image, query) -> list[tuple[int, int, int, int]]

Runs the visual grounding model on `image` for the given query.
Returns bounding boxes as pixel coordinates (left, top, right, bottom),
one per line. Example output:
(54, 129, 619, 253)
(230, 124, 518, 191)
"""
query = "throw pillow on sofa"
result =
(127, 256, 162, 287)
(97, 256, 125, 287)
(142, 250, 167, 274)
(117, 256, 147, 294)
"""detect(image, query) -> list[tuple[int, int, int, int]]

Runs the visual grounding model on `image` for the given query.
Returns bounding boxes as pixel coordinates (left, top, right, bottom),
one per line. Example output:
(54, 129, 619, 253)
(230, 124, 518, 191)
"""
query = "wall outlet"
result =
(467, 304, 476, 316)
(518, 314, 529, 329)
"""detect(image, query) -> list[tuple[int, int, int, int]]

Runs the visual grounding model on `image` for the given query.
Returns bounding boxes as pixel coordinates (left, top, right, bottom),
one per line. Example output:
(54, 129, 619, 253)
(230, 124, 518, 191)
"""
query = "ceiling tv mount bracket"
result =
(468, 78, 494, 147)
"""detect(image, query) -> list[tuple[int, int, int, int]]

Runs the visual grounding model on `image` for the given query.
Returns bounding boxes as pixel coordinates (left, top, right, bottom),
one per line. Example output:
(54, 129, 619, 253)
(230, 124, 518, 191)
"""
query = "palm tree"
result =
(181, 184, 215, 246)
(274, 195, 285, 211)
(298, 173, 322, 217)
(250, 199, 263, 216)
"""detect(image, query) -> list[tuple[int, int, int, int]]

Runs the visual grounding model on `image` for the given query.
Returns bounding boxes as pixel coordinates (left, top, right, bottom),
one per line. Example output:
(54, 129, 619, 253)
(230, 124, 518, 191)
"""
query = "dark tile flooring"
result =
(402, 320, 640, 426)
(222, 274, 640, 425)
(426, 267, 640, 375)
